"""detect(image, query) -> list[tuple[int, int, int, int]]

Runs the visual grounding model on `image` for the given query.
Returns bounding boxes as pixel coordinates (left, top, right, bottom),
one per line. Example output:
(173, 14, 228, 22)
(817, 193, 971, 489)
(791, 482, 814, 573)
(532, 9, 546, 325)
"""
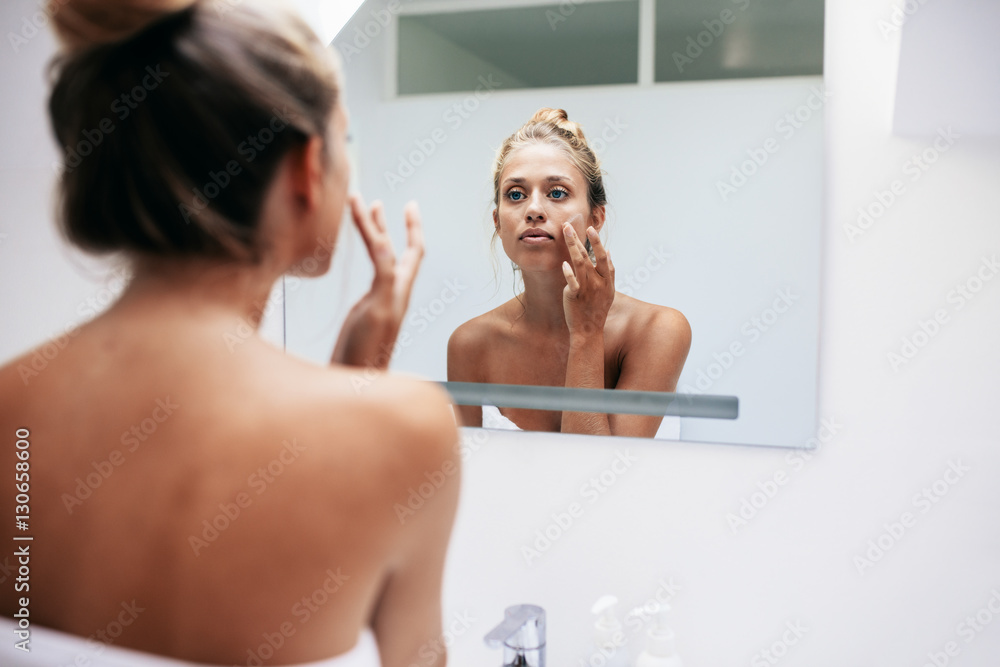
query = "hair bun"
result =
(528, 107, 588, 144)
(49, 0, 196, 51)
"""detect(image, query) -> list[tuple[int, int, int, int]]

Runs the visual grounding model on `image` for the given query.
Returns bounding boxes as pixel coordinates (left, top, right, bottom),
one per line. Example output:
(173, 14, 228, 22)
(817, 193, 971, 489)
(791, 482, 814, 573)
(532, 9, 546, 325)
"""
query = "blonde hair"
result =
(47, 0, 341, 262)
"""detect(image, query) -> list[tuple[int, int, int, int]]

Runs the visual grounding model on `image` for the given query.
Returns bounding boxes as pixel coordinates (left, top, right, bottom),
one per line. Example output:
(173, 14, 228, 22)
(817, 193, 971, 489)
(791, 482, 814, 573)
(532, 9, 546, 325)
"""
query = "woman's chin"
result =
(512, 258, 566, 274)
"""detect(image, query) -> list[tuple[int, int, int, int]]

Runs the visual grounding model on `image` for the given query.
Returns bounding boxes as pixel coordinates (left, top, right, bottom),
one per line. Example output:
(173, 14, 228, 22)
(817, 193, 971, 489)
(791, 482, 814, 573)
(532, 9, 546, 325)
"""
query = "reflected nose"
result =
(525, 191, 546, 222)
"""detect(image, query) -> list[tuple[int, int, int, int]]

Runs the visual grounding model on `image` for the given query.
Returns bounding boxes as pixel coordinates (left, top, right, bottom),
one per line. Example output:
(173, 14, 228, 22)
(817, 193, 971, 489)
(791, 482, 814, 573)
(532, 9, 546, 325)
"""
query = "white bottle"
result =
(634, 602, 682, 667)
(591, 595, 630, 667)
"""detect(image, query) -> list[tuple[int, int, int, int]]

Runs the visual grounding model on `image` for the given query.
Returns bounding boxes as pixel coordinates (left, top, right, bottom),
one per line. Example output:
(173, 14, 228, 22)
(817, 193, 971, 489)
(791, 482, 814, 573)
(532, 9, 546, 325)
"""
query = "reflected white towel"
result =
(0, 619, 380, 667)
(482, 404, 520, 430)
(481, 404, 682, 439)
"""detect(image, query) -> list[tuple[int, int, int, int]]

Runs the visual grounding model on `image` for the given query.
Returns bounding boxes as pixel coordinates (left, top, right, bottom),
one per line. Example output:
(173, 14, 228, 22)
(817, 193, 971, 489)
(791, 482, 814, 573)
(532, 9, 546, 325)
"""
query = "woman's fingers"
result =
(562, 260, 580, 295)
(402, 201, 425, 263)
(395, 201, 425, 297)
(350, 195, 396, 290)
(588, 226, 613, 279)
(370, 199, 388, 234)
(349, 194, 379, 262)
(562, 221, 591, 272)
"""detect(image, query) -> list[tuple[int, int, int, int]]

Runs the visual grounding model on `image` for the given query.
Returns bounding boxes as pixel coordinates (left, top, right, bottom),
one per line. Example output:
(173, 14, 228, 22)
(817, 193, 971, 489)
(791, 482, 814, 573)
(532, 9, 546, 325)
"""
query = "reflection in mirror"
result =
(446, 108, 692, 439)
(286, 0, 825, 447)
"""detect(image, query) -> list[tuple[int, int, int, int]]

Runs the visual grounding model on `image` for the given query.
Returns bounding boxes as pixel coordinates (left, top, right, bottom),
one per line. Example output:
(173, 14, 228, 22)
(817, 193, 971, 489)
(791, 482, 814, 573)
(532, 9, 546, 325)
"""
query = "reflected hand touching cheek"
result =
(560, 222, 615, 338)
(447, 108, 692, 438)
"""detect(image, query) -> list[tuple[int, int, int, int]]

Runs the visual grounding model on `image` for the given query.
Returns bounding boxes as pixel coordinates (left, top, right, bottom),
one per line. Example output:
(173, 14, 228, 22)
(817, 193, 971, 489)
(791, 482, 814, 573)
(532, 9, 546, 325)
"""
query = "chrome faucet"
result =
(484, 604, 546, 667)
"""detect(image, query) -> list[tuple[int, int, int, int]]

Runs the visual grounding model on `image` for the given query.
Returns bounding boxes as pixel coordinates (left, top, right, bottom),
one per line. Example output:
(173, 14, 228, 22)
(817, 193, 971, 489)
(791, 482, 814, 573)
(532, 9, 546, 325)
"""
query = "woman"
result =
(0, 1, 458, 666)
(448, 108, 691, 438)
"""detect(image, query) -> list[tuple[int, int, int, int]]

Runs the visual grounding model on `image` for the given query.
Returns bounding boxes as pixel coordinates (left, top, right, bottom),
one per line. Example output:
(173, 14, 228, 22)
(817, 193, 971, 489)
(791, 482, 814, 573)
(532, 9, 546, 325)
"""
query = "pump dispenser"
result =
(633, 602, 682, 667)
(590, 595, 629, 667)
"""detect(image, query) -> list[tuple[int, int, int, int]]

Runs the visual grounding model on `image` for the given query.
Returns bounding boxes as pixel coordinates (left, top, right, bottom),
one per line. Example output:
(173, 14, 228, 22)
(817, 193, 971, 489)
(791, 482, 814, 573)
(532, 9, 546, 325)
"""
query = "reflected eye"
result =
(507, 190, 525, 201)
(550, 188, 568, 199)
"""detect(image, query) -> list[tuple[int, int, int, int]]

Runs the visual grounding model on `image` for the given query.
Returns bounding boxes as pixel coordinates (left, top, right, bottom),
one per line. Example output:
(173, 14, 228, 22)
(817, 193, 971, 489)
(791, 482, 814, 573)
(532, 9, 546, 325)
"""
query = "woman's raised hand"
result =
(561, 218, 615, 338)
(331, 194, 425, 370)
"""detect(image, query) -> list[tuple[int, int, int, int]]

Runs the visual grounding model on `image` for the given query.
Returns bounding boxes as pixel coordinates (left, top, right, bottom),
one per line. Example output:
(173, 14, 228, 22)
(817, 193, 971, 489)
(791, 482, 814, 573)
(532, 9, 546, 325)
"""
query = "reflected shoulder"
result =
(447, 306, 512, 381)
(614, 295, 691, 347)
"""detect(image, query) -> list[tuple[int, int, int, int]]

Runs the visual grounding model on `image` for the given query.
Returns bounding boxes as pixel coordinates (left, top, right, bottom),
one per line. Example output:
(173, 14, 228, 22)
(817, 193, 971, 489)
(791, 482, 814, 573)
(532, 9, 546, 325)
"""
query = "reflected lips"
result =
(520, 228, 554, 244)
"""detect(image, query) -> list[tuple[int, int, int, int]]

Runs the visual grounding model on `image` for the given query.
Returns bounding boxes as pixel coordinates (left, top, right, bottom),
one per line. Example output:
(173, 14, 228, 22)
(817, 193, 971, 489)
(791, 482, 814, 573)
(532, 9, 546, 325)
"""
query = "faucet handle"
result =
(484, 604, 546, 666)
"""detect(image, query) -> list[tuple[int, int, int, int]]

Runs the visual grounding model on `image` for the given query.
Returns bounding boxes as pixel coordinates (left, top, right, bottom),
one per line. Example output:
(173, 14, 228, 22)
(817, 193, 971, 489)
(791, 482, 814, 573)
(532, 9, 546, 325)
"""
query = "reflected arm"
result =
(560, 331, 613, 435)
(607, 307, 691, 438)
(446, 321, 483, 428)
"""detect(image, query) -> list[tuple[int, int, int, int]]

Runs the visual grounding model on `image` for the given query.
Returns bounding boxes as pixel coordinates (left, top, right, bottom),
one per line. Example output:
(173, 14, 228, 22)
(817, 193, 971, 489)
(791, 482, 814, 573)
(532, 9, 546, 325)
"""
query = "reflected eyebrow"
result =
(502, 175, 573, 187)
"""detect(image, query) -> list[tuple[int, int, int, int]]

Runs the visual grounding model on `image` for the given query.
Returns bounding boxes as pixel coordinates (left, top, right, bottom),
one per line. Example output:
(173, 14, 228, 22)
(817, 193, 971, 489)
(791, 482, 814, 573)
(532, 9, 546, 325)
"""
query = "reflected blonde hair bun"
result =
(49, 0, 196, 51)
(527, 107, 590, 146)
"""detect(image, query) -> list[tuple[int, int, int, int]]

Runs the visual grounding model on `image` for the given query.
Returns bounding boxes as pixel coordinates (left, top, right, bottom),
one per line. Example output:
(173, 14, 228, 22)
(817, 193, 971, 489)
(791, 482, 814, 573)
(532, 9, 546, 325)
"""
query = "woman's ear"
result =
(493, 208, 500, 232)
(286, 135, 327, 214)
(590, 205, 606, 233)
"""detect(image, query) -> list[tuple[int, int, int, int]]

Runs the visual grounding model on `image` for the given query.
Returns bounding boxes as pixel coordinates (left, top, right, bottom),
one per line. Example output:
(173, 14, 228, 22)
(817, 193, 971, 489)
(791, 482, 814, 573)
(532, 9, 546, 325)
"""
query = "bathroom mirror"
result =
(284, 0, 825, 448)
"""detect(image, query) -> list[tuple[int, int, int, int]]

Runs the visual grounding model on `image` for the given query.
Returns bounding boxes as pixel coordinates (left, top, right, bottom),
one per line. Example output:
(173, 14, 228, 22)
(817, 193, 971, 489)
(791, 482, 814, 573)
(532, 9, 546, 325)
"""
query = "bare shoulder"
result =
(607, 295, 691, 393)
(612, 293, 691, 347)
(279, 354, 459, 476)
(447, 300, 519, 382)
(448, 303, 513, 347)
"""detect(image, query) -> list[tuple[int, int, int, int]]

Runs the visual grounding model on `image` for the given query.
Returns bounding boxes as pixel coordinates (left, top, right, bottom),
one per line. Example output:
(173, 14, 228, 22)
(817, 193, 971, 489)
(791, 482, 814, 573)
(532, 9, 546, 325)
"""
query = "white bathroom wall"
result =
(2, 2, 999, 667)
(436, 2, 1000, 666)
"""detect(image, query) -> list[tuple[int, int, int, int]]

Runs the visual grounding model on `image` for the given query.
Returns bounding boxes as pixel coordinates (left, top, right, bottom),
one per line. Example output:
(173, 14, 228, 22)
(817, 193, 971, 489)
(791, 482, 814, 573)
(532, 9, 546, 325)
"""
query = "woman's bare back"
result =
(0, 302, 458, 665)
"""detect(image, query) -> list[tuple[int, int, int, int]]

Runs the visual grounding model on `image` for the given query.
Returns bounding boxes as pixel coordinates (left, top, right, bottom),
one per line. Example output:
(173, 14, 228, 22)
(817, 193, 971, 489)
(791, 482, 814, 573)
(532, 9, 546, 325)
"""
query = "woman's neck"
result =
(518, 268, 571, 332)
(108, 254, 286, 330)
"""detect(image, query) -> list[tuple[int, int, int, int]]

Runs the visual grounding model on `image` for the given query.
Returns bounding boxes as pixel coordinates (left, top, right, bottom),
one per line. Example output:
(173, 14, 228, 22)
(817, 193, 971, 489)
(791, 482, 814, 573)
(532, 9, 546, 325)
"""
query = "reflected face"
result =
(494, 142, 604, 272)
